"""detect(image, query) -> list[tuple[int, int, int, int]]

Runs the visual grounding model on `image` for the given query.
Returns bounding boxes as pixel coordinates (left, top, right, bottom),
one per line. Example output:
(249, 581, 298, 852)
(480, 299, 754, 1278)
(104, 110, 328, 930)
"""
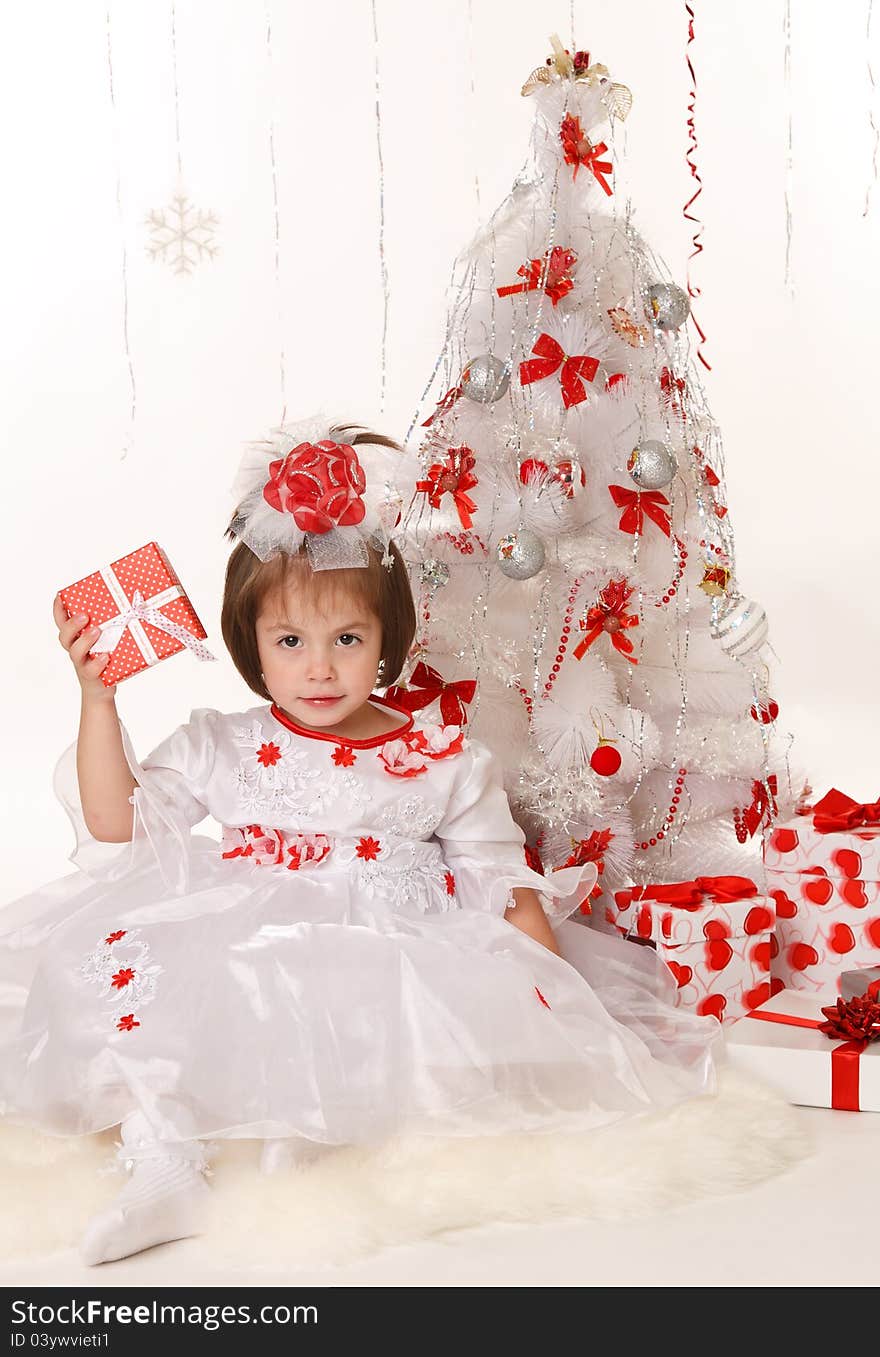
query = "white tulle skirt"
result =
(0, 741, 723, 1149)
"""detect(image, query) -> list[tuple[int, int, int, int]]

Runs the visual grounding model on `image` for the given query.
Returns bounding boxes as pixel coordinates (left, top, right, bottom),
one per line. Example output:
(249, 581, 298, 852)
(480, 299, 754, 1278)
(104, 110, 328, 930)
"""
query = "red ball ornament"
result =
(750, 698, 779, 724)
(519, 458, 549, 485)
(590, 740, 622, 777)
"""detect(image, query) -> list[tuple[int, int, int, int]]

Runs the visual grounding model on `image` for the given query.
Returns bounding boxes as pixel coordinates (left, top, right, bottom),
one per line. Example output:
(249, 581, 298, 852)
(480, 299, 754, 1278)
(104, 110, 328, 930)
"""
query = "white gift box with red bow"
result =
(764, 792, 880, 997)
(726, 987, 880, 1113)
(606, 879, 777, 1024)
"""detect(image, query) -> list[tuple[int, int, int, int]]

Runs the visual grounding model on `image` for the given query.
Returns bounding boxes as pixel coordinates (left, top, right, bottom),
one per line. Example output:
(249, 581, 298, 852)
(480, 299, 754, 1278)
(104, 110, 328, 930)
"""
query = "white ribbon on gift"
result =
(90, 567, 216, 667)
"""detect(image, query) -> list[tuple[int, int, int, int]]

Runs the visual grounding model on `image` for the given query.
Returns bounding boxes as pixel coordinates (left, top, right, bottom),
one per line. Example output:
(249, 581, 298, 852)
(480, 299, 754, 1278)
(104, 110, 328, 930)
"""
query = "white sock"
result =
(80, 1114, 211, 1266)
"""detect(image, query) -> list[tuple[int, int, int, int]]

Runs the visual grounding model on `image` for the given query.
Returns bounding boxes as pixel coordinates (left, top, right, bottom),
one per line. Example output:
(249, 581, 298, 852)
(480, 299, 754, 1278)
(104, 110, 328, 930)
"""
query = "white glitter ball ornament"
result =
(461, 355, 511, 403)
(627, 440, 677, 490)
(646, 282, 690, 331)
(495, 530, 546, 579)
(711, 597, 769, 659)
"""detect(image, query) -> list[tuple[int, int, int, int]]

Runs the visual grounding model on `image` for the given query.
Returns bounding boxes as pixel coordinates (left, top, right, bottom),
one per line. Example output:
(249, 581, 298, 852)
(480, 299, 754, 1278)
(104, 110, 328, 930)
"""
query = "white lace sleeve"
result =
(434, 741, 598, 921)
(53, 708, 218, 893)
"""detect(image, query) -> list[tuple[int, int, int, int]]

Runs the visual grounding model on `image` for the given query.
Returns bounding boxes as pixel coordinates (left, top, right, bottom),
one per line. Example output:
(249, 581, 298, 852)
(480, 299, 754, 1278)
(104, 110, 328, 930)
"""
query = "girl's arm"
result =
(505, 888, 562, 957)
(55, 596, 137, 843)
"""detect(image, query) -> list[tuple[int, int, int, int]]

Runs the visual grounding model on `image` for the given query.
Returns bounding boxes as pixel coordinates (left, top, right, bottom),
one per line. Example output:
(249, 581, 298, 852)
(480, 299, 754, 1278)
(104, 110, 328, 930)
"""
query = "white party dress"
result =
(0, 695, 721, 1148)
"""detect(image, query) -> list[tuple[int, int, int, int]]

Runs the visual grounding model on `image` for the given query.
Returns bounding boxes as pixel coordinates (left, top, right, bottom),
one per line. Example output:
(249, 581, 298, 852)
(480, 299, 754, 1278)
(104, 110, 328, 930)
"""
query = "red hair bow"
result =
(519, 333, 599, 408)
(263, 440, 366, 534)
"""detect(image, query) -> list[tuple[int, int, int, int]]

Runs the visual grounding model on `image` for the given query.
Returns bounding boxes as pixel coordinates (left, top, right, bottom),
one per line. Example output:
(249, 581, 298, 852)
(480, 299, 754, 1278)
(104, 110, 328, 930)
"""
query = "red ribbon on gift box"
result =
(615, 875, 758, 911)
(746, 996, 880, 1111)
(811, 788, 880, 834)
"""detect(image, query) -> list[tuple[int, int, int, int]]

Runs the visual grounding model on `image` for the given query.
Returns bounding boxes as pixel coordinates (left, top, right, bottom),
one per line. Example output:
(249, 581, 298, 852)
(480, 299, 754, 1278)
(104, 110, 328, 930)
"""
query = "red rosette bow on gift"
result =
(385, 661, 476, 727)
(519, 333, 600, 408)
(748, 994, 880, 1111)
(416, 446, 478, 529)
(811, 788, 880, 834)
(497, 247, 578, 307)
(573, 578, 640, 664)
(559, 114, 613, 194)
(263, 440, 366, 533)
(608, 485, 672, 537)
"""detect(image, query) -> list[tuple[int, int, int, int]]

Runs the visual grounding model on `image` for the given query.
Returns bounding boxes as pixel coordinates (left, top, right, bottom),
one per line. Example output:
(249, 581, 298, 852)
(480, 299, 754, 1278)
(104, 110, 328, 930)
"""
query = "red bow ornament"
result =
(608, 484, 671, 537)
(497, 247, 578, 306)
(811, 788, 880, 834)
(263, 440, 366, 533)
(736, 775, 779, 840)
(519, 333, 600, 408)
(573, 578, 640, 664)
(416, 446, 479, 529)
(384, 661, 476, 727)
(559, 114, 613, 194)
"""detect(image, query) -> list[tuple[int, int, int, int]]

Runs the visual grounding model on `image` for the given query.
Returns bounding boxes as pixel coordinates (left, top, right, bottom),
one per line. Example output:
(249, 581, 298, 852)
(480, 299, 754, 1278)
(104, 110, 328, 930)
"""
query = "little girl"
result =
(0, 417, 721, 1267)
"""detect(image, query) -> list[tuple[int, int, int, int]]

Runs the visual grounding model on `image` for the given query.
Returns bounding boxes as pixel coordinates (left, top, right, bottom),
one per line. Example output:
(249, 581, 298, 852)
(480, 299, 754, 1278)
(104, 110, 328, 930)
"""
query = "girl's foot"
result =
(79, 1152, 211, 1266)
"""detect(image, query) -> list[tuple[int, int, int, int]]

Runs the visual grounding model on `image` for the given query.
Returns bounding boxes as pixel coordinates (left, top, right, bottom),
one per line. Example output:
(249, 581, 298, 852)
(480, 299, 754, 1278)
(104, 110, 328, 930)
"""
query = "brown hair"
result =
(221, 425, 417, 703)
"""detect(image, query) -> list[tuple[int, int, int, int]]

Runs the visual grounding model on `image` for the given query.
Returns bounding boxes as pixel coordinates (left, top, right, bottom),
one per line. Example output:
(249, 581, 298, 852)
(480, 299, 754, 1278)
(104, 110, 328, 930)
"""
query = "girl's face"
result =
(255, 582, 384, 732)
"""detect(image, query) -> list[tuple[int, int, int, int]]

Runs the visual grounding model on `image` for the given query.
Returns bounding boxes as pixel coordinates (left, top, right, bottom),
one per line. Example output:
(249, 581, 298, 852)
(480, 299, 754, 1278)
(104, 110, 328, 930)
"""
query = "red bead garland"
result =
(519, 578, 582, 717)
(636, 768, 687, 850)
(653, 536, 688, 609)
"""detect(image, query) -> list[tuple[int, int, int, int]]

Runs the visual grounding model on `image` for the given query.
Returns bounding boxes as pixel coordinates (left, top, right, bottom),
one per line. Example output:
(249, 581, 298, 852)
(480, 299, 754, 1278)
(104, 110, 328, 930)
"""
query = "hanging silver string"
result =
(263, 2, 287, 424)
(865, 0, 878, 217)
(783, 0, 794, 292)
(170, 1, 183, 179)
(105, 6, 136, 459)
(370, 0, 390, 415)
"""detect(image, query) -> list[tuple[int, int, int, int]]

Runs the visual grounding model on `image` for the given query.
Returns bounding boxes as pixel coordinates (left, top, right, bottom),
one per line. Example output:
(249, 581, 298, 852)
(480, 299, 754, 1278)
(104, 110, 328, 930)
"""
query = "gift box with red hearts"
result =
(840, 966, 880, 1003)
(764, 790, 880, 996)
(606, 876, 777, 1024)
(726, 987, 880, 1113)
(59, 541, 215, 687)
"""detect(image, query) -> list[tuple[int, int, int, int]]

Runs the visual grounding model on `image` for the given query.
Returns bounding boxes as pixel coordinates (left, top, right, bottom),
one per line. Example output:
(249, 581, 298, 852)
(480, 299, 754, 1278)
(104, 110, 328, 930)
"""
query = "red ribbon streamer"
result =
(608, 484, 672, 537)
(684, 4, 711, 371)
(741, 775, 779, 838)
(745, 1009, 866, 1111)
(384, 661, 476, 727)
(811, 788, 880, 834)
(519, 333, 600, 408)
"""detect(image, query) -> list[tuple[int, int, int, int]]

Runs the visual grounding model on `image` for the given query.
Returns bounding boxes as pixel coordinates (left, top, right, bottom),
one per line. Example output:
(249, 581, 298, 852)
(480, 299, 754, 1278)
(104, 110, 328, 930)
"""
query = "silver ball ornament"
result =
(711, 596, 769, 660)
(646, 282, 690, 332)
(420, 558, 450, 589)
(627, 440, 677, 490)
(461, 354, 511, 403)
(495, 530, 546, 580)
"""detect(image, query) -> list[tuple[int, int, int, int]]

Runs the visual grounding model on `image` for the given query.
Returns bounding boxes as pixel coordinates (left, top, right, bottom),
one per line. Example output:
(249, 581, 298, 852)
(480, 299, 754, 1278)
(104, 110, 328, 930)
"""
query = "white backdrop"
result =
(2, 0, 878, 905)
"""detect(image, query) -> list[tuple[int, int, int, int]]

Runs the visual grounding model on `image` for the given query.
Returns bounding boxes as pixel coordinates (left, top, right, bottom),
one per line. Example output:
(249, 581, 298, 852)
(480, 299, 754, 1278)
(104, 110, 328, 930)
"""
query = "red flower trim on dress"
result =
(221, 823, 332, 870)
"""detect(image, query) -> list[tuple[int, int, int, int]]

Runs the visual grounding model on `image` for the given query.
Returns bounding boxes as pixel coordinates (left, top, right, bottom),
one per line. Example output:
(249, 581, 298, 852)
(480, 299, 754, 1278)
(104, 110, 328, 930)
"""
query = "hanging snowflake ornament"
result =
(145, 191, 219, 276)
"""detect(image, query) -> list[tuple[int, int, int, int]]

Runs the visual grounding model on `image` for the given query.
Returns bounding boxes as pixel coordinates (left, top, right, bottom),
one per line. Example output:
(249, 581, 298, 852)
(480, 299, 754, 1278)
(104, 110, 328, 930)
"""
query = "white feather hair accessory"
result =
(228, 415, 404, 570)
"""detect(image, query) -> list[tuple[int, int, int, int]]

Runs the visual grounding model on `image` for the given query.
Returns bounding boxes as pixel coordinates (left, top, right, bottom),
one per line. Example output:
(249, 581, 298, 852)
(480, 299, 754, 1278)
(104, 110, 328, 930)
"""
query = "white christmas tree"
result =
(392, 39, 797, 916)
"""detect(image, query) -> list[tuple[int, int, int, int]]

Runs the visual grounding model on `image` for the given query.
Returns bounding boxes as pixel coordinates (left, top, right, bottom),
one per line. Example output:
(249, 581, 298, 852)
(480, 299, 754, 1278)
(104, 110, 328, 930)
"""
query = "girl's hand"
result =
(53, 594, 117, 703)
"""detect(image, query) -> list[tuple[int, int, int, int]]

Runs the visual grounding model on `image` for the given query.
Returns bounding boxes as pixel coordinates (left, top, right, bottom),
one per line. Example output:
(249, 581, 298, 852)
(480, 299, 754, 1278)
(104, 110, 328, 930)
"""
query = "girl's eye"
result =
(277, 634, 361, 649)
(278, 636, 300, 649)
(338, 634, 361, 647)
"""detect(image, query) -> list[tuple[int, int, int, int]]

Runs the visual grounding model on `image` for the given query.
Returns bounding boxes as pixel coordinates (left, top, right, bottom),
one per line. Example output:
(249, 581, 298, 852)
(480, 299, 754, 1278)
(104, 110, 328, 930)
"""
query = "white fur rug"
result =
(1, 1068, 809, 1270)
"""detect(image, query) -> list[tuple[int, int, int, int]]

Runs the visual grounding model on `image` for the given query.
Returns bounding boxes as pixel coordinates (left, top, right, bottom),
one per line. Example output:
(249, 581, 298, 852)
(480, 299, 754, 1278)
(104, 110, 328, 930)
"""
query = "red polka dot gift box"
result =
(606, 876, 777, 1024)
(726, 986, 880, 1113)
(763, 790, 880, 998)
(59, 542, 215, 687)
